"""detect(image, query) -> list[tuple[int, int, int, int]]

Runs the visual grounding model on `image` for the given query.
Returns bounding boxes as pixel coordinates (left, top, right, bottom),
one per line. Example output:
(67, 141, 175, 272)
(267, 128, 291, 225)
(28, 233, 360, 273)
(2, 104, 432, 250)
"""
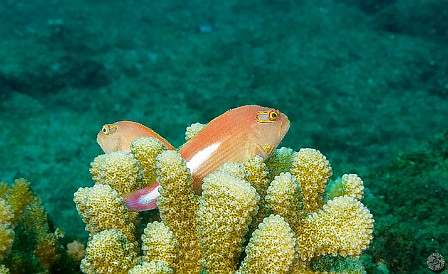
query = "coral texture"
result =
(296, 196, 374, 260)
(156, 150, 202, 273)
(80, 229, 136, 273)
(237, 214, 297, 274)
(89, 151, 140, 195)
(325, 174, 364, 201)
(290, 148, 333, 213)
(265, 172, 305, 230)
(141, 221, 178, 269)
(74, 184, 137, 244)
(0, 179, 67, 273)
(130, 137, 168, 187)
(0, 198, 14, 261)
(128, 260, 173, 274)
(197, 170, 259, 273)
(184, 122, 205, 141)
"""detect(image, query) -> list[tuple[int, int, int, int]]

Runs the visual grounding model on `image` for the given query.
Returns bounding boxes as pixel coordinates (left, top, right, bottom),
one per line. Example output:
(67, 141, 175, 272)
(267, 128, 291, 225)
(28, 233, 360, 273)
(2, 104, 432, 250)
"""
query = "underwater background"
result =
(0, 0, 447, 273)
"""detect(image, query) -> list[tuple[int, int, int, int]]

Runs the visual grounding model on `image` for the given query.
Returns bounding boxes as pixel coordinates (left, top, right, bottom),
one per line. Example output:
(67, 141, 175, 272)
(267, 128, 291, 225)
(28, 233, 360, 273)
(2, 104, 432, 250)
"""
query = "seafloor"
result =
(0, 0, 447, 273)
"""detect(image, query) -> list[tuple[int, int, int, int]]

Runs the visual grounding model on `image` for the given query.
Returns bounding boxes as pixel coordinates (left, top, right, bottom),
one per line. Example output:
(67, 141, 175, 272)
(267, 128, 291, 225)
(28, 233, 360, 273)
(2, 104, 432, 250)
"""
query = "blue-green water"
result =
(0, 0, 447, 273)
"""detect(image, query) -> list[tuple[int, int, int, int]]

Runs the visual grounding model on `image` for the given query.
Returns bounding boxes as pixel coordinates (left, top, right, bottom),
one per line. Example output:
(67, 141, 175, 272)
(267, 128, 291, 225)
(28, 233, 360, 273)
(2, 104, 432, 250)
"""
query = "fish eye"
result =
(268, 110, 279, 121)
(101, 125, 109, 134)
(101, 124, 118, 135)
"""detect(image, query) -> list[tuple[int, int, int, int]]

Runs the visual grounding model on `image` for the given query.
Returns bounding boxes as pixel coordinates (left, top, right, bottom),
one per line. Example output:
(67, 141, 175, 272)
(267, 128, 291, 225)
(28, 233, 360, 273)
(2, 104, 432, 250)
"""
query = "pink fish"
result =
(97, 120, 175, 152)
(97, 105, 290, 211)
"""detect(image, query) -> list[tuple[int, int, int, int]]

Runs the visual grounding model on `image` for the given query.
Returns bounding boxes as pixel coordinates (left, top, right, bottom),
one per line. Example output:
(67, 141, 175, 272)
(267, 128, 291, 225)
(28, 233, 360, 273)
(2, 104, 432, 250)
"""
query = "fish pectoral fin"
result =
(251, 141, 272, 159)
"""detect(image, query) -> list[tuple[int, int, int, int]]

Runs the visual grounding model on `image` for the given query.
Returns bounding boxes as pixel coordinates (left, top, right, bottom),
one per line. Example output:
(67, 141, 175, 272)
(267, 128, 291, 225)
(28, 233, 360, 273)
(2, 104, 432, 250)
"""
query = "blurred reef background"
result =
(0, 0, 447, 273)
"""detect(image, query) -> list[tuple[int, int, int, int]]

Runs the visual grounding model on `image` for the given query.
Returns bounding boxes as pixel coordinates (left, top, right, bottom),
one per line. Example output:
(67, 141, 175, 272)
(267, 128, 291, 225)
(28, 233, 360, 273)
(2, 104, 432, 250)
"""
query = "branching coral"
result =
(22, 198, 61, 269)
(0, 264, 9, 274)
(74, 184, 138, 244)
(0, 178, 71, 273)
(75, 135, 374, 274)
(198, 169, 259, 273)
(0, 198, 14, 261)
(290, 148, 333, 213)
(265, 147, 295, 179)
(237, 214, 297, 274)
(80, 229, 136, 274)
(243, 156, 270, 229)
(141, 221, 178, 269)
(155, 150, 202, 273)
(184, 122, 205, 141)
(2, 178, 35, 226)
(325, 174, 364, 201)
(0, 224, 14, 262)
(296, 196, 374, 260)
(89, 151, 140, 195)
(265, 172, 305, 230)
(130, 137, 168, 187)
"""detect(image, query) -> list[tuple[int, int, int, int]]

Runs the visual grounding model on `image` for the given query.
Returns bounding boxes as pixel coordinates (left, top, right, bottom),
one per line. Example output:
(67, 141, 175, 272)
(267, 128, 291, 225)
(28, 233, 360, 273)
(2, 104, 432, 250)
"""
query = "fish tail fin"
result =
(123, 183, 160, 211)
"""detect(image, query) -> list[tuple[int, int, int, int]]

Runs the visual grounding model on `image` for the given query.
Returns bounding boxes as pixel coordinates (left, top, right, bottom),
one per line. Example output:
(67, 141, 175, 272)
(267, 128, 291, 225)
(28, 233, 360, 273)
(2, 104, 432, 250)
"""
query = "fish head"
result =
(97, 121, 175, 153)
(97, 122, 123, 153)
(251, 107, 290, 158)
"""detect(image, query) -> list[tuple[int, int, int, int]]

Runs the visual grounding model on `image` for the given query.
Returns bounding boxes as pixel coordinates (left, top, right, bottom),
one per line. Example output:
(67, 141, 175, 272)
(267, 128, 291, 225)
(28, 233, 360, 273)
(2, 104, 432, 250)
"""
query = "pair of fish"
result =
(97, 105, 290, 212)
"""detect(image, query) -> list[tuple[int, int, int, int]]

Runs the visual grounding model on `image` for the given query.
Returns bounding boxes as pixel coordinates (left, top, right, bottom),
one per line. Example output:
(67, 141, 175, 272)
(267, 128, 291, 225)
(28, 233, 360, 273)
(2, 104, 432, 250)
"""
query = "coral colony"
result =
(72, 132, 373, 273)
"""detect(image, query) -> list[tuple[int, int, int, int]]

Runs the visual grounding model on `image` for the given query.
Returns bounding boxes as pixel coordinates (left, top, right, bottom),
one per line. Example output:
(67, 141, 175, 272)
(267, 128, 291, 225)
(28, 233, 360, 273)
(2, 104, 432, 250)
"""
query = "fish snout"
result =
(279, 116, 290, 138)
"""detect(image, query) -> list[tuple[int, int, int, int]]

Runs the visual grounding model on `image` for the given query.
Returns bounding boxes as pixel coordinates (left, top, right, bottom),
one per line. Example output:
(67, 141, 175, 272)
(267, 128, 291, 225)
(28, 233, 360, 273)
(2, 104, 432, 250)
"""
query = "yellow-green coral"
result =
(325, 174, 364, 201)
(265, 147, 295, 179)
(0, 198, 14, 228)
(1, 178, 66, 273)
(22, 198, 61, 269)
(0, 223, 14, 261)
(90, 151, 140, 195)
(155, 150, 202, 273)
(0, 197, 15, 263)
(219, 162, 245, 179)
(265, 172, 305, 230)
(33, 233, 60, 269)
(237, 214, 297, 274)
(76, 128, 375, 274)
(0, 182, 7, 198)
(290, 148, 333, 213)
(3, 178, 35, 226)
(296, 196, 374, 260)
(128, 260, 173, 274)
(74, 184, 137, 244)
(0, 264, 9, 274)
(243, 155, 270, 229)
(185, 122, 205, 141)
(141, 221, 178, 269)
(81, 229, 136, 274)
(197, 169, 260, 273)
(130, 137, 167, 187)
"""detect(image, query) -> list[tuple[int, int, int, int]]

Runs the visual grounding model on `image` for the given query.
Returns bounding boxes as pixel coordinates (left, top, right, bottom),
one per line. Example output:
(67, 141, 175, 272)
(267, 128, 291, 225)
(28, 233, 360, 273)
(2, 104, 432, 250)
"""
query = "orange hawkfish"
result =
(97, 120, 175, 152)
(97, 105, 290, 211)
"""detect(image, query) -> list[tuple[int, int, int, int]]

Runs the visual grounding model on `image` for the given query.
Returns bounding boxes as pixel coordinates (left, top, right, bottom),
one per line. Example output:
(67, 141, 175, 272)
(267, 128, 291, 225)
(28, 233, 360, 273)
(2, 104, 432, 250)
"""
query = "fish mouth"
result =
(279, 117, 290, 138)
(96, 133, 105, 151)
